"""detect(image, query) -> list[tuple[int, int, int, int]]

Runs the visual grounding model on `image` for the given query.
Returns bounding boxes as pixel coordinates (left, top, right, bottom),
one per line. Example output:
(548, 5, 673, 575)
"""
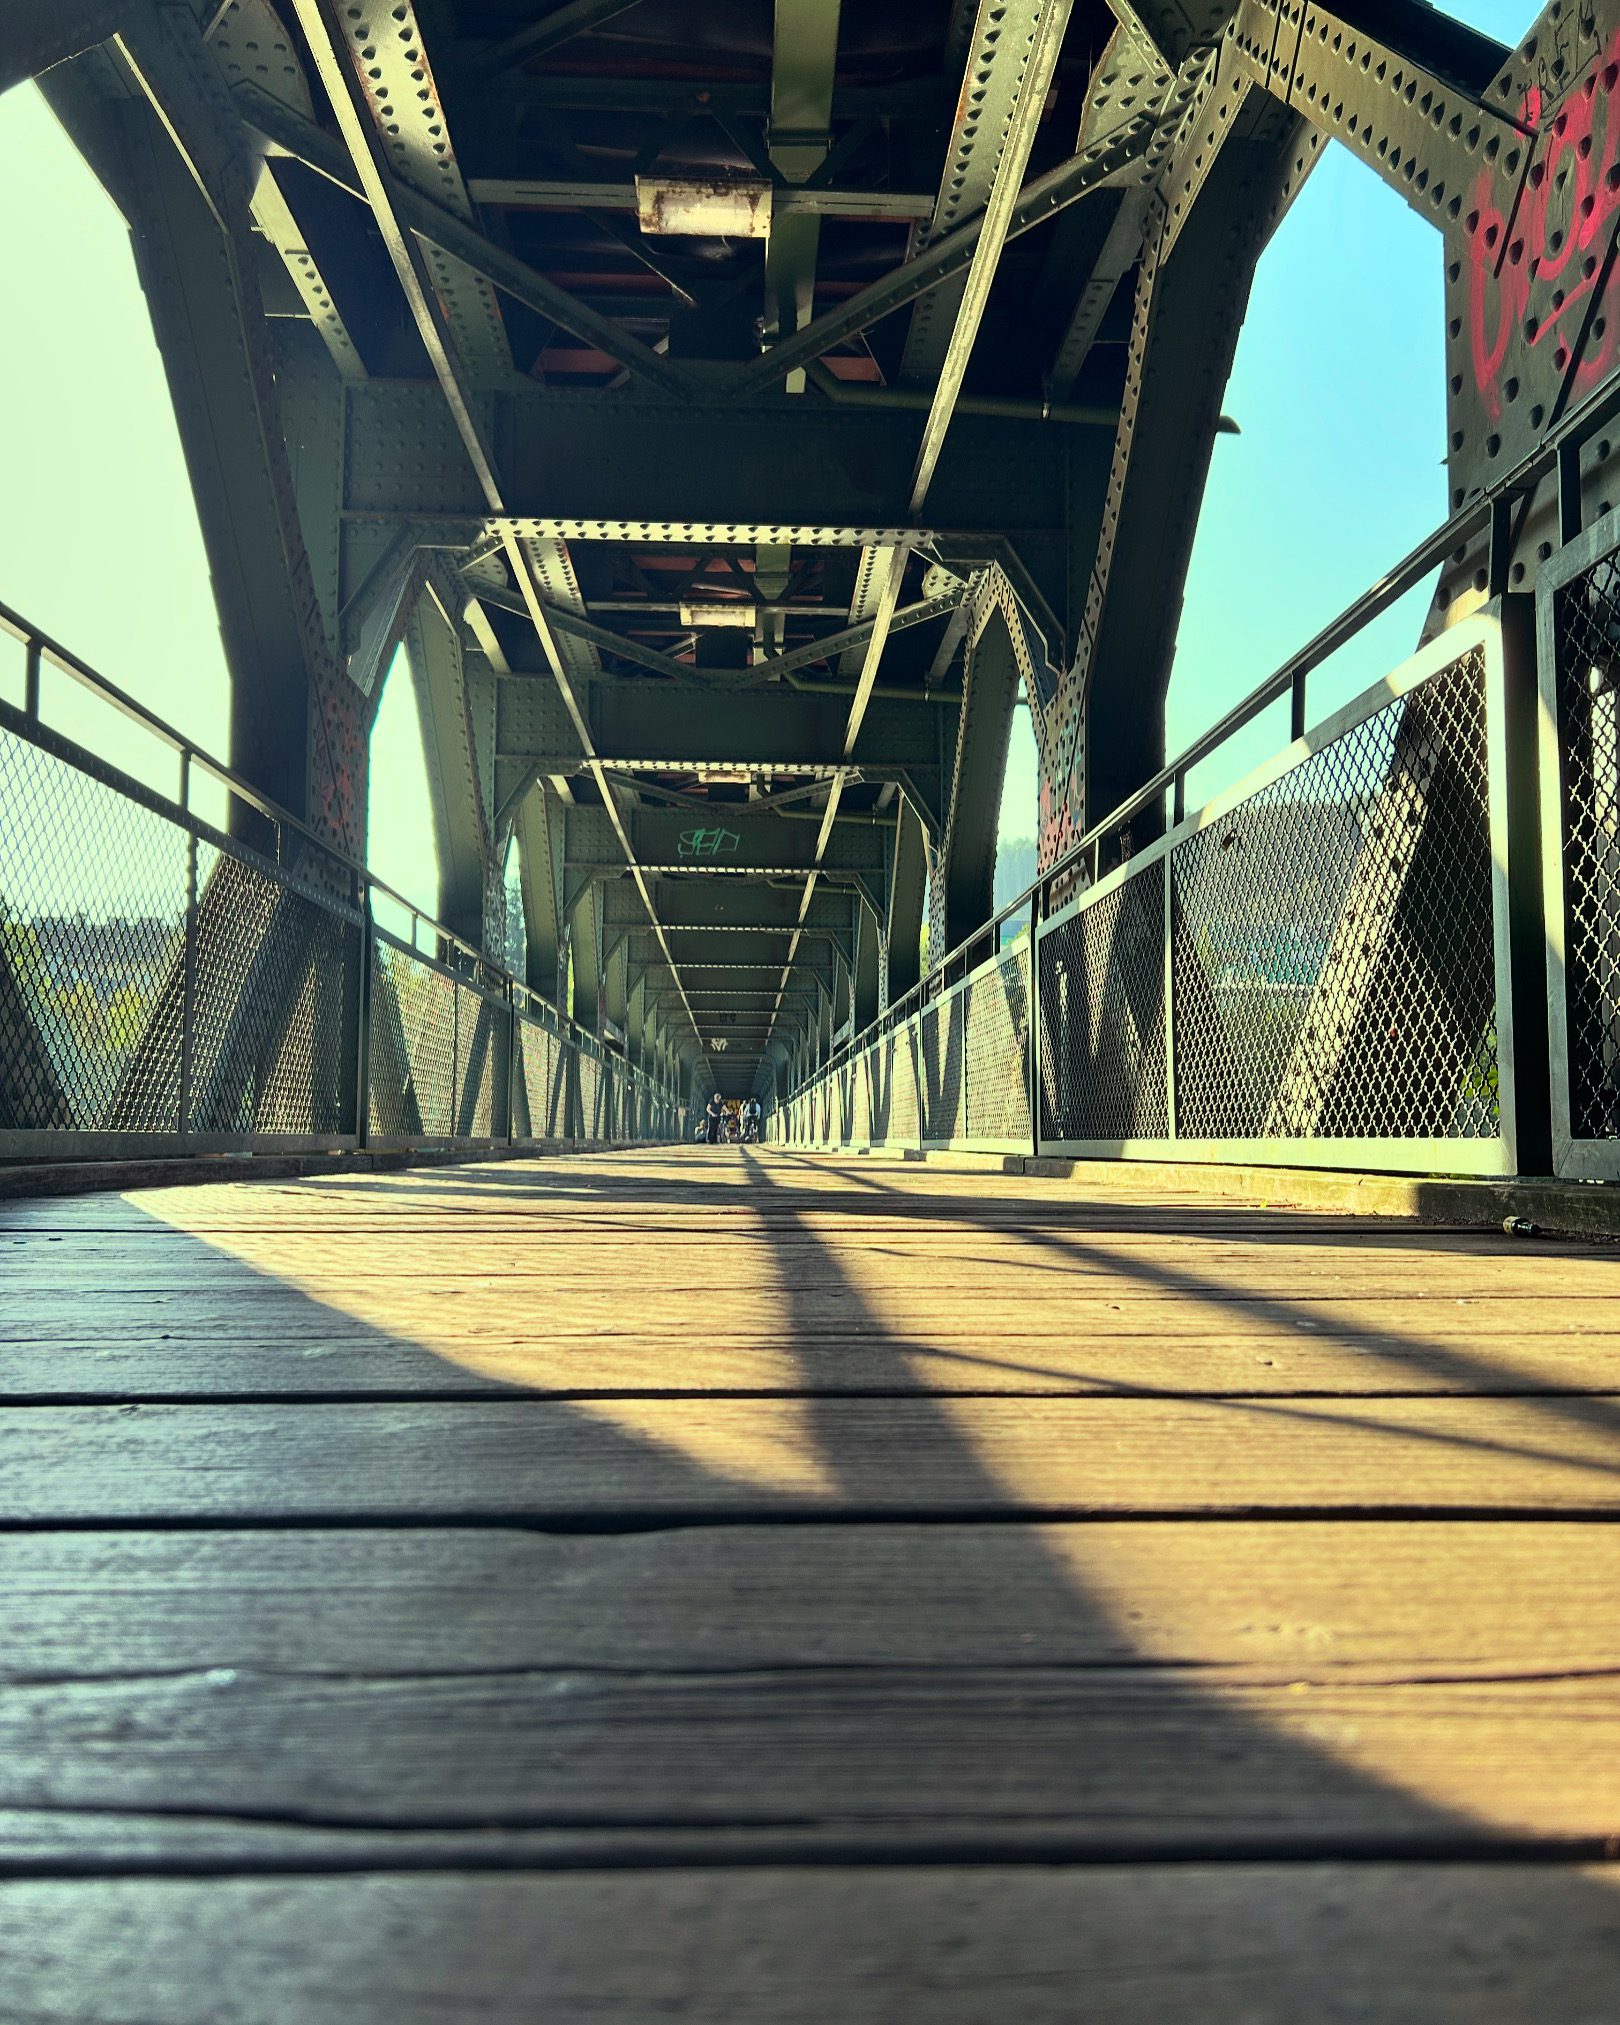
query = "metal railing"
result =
(780, 365, 1620, 1177)
(0, 600, 681, 1161)
(783, 610, 1540, 1175)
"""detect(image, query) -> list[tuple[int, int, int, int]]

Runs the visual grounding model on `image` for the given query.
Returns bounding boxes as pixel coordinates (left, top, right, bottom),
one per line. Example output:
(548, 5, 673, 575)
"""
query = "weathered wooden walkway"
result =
(1, 1146, 1618, 2018)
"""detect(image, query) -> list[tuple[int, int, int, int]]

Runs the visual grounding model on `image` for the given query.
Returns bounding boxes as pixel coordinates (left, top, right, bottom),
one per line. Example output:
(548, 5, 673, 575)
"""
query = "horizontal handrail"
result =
(795, 363, 1620, 1097)
(0, 613, 676, 1108)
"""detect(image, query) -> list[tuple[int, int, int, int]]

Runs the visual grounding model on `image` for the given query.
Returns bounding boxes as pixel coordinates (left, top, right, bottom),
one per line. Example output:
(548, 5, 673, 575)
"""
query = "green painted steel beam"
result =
(720, 114, 1156, 397)
(338, 384, 1071, 543)
(587, 685, 942, 771)
(239, 85, 700, 400)
(605, 877, 855, 936)
(1, 0, 126, 96)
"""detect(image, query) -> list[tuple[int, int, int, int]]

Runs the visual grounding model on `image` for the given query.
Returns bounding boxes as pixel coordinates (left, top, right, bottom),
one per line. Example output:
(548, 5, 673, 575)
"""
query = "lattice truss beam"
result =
(12, 0, 1611, 1098)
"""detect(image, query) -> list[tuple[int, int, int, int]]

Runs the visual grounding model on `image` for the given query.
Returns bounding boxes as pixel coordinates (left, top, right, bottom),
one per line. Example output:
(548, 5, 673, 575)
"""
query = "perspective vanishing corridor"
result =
(7, 0, 1620, 2010)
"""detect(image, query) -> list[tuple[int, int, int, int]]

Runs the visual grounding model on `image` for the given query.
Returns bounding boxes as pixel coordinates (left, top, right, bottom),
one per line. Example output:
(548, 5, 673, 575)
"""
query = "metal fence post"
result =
(451, 973, 461, 1144)
(506, 985, 518, 1145)
(957, 985, 968, 1147)
(1495, 591, 1553, 1175)
(177, 760, 198, 1146)
(1163, 845, 1179, 1142)
(1028, 886, 1043, 1160)
(354, 892, 373, 1148)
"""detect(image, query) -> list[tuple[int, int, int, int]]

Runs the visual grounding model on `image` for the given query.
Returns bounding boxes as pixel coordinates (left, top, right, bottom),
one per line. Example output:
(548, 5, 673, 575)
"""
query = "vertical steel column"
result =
(22, 636, 40, 722)
(1028, 881, 1043, 1160)
(354, 890, 373, 1148)
(958, 980, 968, 1146)
(177, 750, 198, 1145)
(911, 1015, 923, 1153)
(451, 965, 461, 1144)
(1493, 594, 1553, 1175)
(1163, 840, 1179, 1142)
(505, 983, 518, 1145)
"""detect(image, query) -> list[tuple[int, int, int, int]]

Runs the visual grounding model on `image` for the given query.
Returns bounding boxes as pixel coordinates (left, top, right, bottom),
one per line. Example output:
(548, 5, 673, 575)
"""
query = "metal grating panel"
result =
(918, 992, 966, 1142)
(833, 1065, 852, 1143)
(0, 727, 187, 1132)
(1039, 859, 1168, 1142)
(186, 847, 358, 1137)
(1552, 553, 1620, 1140)
(578, 1050, 600, 1139)
(370, 941, 456, 1138)
(886, 1027, 919, 1145)
(454, 980, 502, 1138)
(965, 943, 1032, 1141)
(517, 1017, 565, 1138)
(1173, 650, 1498, 1141)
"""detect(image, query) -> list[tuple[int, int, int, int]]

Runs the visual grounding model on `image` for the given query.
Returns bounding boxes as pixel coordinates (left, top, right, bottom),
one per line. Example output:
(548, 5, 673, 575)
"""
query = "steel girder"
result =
(605, 877, 857, 944)
(851, 893, 883, 1032)
(0, 0, 128, 97)
(1037, 104, 1308, 863)
(764, 0, 844, 354)
(885, 794, 930, 1005)
(403, 579, 500, 948)
(587, 807, 893, 881)
(900, 0, 1067, 383)
(562, 683, 947, 783)
(1220, 0, 1620, 600)
(514, 777, 568, 1003)
(932, 593, 1024, 953)
(720, 114, 1157, 398)
(239, 80, 698, 399)
(1042, 0, 1620, 858)
(337, 383, 1073, 546)
(569, 877, 605, 1031)
(288, 0, 708, 1067)
(46, 16, 365, 852)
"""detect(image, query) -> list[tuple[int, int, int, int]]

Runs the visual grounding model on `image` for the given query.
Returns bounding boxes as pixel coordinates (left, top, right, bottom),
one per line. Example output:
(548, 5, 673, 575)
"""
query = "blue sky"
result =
(0, 0, 1534, 914)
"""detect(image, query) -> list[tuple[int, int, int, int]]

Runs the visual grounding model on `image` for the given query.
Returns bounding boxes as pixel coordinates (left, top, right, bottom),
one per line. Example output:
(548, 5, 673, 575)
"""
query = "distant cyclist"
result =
(703, 1089, 726, 1144)
(740, 1096, 762, 1142)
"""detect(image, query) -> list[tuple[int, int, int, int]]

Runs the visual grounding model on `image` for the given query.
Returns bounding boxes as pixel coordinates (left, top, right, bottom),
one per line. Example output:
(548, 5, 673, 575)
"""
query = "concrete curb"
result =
(0, 1141, 665, 1202)
(795, 1144, 1620, 1239)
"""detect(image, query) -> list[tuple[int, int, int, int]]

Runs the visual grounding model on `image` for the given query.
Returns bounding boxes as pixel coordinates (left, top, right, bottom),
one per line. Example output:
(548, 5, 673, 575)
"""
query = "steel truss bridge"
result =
(6, 0, 1619, 1164)
(9, 0, 1620, 2015)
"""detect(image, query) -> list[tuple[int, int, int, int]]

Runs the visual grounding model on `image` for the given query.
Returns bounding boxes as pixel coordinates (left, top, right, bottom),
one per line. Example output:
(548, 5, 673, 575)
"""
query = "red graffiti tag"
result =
(1468, 39, 1620, 422)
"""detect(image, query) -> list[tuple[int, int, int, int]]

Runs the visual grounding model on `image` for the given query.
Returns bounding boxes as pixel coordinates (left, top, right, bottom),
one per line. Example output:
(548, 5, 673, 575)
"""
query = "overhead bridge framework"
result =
(11, 0, 1620, 1115)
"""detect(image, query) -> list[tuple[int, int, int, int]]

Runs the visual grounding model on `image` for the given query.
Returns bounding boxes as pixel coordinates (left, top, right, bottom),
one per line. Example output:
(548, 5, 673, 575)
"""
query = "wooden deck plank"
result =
(0, 1310, 1613, 1395)
(2, 1147, 1615, 2011)
(6, 1522, 1619, 1679)
(2, 1867, 1617, 2023)
(2, 1666, 1618, 1850)
(4, 1394, 1620, 1519)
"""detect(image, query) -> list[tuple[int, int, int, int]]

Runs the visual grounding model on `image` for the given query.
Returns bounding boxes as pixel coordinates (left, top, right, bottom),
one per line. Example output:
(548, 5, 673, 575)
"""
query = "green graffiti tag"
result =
(678, 825, 741, 860)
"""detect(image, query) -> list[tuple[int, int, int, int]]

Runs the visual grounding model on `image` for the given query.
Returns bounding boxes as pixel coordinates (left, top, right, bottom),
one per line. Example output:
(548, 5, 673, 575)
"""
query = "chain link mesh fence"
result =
(578, 1049, 601, 1141)
(787, 642, 1506, 1167)
(369, 938, 456, 1139)
(965, 942, 1032, 1142)
(919, 991, 966, 1143)
(0, 725, 189, 1133)
(185, 847, 361, 1139)
(1173, 648, 1497, 1142)
(1039, 861, 1169, 1143)
(0, 664, 677, 1160)
(516, 1016, 563, 1138)
(885, 1027, 919, 1146)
